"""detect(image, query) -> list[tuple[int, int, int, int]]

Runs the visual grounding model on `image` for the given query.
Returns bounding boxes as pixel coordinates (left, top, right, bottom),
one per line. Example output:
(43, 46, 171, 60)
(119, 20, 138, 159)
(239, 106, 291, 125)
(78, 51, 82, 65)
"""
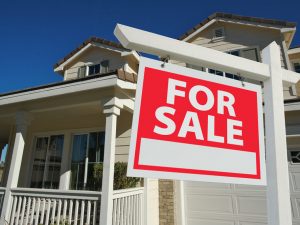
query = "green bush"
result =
(93, 162, 140, 190)
(113, 162, 140, 190)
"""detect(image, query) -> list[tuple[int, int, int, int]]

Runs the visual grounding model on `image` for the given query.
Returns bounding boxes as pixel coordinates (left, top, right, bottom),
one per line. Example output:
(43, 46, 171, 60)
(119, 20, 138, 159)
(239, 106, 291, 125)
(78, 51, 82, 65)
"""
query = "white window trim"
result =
(28, 126, 104, 189)
(70, 130, 105, 190)
(29, 134, 64, 189)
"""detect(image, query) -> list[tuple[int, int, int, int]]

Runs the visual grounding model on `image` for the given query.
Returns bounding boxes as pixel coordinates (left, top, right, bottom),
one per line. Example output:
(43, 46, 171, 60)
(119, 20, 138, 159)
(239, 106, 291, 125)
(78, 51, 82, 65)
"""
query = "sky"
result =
(0, 0, 300, 94)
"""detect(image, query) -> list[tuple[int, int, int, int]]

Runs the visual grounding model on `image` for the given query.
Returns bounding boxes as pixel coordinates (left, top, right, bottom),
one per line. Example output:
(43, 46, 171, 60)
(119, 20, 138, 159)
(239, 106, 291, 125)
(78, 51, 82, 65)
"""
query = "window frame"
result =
(206, 46, 261, 80)
(30, 134, 65, 189)
(70, 130, 105, 191)
(293, 61, 300, 73)
(28, 127, 104, 189)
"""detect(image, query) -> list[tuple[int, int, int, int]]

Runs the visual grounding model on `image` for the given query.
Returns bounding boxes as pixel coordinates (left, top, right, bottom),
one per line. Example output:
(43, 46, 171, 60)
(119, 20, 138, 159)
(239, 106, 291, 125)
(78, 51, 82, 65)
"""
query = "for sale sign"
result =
(127, 57, 266, 185)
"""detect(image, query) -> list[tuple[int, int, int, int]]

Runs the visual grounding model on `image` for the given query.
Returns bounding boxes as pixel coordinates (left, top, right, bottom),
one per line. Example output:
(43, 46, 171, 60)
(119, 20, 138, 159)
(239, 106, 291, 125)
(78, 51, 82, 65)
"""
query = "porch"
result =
(0, 187, 143, 225)
(0, 75, 159, 225)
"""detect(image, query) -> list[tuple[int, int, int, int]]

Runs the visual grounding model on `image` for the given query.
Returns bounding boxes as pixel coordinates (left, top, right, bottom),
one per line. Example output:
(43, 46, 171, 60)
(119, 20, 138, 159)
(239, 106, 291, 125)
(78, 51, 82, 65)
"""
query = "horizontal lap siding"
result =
(64, 47, 126, 80)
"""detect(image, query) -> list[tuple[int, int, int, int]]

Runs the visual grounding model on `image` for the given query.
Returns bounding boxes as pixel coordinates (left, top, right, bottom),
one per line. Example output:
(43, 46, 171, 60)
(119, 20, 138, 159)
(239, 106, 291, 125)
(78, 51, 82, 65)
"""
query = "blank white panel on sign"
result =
(139, 138, 256, 175)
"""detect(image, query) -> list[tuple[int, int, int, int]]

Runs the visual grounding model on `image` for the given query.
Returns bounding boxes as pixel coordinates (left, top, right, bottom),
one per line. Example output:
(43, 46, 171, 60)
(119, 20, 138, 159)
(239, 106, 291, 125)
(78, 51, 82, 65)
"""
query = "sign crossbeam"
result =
(114, 24, 300, 86)
(114, 24, 300, 225)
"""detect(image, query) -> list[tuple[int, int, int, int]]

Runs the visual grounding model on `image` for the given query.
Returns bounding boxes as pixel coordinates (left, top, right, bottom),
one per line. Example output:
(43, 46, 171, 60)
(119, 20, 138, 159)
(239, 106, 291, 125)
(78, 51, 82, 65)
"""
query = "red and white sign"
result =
(128, 57, 266, 185)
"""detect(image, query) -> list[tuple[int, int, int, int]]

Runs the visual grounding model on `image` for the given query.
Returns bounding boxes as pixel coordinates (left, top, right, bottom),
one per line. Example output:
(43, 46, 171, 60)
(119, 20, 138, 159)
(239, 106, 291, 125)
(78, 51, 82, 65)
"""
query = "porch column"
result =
(0, 111, 31, 224)
(100, 102, 120, 225)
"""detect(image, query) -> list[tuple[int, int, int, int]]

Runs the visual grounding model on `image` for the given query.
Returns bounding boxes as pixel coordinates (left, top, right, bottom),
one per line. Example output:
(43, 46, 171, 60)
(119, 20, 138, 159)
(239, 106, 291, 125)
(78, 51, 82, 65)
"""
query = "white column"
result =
(100, 104, 120, 225)
(59, 133, 71, 190)
(144, 178, 159, 225)
(262, 42, 293, 225)
(174, 181, 186, 225)
(0, 111, 31, 224)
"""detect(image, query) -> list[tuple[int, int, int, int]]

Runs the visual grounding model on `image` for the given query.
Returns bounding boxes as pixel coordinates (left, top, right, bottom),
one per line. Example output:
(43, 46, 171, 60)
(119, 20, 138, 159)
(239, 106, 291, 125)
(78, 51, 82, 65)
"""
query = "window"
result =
(88, 60, 110, 76)
(294, 63, 300, 73)
(186, 64, 205, 71)
(88, 64, 100, 76)
(70, 132, 105, 191)
(100, 60, 109, 73)
(31, 135, 64, 189)
(77, 66, 86, 78)
(290, 151, 300, 163)
(241, 48, 259, 62)
(213, 27, 225, 40)
(207, 47, 259, 81)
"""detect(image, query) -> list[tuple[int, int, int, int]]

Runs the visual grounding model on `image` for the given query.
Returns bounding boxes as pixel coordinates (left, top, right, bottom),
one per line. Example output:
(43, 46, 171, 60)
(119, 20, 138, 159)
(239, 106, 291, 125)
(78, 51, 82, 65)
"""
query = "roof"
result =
(0, 69, 137, 98)
(179, 12, 297, 40)
(53, 37, 128, 69)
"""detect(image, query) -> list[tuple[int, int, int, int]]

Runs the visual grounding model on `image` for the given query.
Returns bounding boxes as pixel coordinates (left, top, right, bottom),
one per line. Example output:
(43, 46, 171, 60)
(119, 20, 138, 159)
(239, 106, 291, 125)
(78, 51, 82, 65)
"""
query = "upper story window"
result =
(77, 60, 110, 78)
(294, 62, 300, 73)
(88, 64, 100, 76)
(213, 27, 225, 41)
(207, 47, 260, 80)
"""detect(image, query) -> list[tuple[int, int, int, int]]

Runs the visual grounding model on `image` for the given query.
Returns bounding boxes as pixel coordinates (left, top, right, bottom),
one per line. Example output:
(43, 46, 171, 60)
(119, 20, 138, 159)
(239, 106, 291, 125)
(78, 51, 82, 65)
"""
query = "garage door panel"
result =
(234, 184, 266, 192)
(186, 194, 234, 214)
(290, 172, 300, 191)
(292, 198, 300, 218)
(236, 196, 267, 216)
(185, 181, 232, 190)
(187, 218, 235, 225)
(184, 150, 300, 225)
(238, 221, 266, 225)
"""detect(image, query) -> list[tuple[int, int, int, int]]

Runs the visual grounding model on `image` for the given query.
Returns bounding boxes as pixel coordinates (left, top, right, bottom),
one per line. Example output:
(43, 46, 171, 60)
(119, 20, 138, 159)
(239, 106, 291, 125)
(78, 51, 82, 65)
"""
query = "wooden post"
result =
(262, 42, 293, 225)
(100, 104, 120, 225)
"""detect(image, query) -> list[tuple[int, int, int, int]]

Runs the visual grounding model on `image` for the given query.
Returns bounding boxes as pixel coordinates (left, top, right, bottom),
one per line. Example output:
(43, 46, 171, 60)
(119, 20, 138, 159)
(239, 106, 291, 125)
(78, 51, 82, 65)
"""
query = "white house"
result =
(0, 37, 159, 225)
(1, 12, 300, 225)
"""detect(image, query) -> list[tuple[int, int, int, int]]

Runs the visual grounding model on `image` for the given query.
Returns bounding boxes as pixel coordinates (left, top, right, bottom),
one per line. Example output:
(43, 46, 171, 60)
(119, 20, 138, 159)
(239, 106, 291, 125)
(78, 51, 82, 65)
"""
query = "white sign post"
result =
(114, 24, 300, 225)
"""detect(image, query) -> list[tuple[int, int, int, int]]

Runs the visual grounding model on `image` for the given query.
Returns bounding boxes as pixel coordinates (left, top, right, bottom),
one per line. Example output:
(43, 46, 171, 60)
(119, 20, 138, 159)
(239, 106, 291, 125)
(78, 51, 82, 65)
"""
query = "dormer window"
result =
(88, 64, 100, 76)
(88, 60, 109, 76)
(77, 60, 110, 78)
(213, 27, 225, 41)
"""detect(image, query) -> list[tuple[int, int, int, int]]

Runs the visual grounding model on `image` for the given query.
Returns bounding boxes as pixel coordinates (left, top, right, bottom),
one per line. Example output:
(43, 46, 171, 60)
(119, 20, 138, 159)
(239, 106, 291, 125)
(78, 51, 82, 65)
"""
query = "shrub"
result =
(92, 162, 141, 190)
(113, 162, 140, 190)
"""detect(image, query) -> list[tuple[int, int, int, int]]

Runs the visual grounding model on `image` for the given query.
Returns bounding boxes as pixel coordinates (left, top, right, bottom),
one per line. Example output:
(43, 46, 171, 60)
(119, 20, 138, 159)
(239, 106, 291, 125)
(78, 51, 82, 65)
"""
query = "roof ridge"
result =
(53, 36, 128, 69)
(179, 12, 297, 40)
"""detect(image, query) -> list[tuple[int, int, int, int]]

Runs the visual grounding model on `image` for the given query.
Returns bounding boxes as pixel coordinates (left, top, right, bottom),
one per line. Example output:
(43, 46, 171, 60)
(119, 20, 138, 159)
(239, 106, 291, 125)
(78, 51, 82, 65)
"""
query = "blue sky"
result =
(0, 0, 300, 94)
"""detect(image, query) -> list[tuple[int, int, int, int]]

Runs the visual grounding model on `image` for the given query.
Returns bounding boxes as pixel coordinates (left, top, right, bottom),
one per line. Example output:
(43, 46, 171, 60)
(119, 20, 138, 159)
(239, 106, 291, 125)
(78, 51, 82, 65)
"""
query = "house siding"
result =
(64, 46, 126, 81)
(189, 22, 287, 67)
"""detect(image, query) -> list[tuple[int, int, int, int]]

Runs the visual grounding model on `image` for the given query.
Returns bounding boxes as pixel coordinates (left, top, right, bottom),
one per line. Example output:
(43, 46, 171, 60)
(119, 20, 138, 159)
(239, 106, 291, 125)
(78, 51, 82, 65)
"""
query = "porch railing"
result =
(112, 187, 144, 225)
(5, 187, 144, 225)
(9, 188, 101, 225)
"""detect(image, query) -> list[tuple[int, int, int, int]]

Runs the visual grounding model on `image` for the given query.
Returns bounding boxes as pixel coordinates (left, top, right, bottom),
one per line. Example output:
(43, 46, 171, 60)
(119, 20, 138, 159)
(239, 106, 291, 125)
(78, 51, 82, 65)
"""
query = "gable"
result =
(64, 46, 126, 80)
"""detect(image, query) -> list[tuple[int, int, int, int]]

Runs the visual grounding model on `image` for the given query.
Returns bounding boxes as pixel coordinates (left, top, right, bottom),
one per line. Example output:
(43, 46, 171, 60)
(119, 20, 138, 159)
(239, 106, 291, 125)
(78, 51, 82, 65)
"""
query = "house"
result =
(0, 12, 300, 225)
(160, 12, 300, 225)
(0, 37, 159, 225)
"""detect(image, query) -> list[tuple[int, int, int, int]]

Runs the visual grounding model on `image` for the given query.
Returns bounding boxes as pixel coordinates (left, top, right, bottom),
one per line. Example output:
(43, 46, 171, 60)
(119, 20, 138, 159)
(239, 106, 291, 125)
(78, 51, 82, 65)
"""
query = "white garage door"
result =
(184, 148, 300, 225)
